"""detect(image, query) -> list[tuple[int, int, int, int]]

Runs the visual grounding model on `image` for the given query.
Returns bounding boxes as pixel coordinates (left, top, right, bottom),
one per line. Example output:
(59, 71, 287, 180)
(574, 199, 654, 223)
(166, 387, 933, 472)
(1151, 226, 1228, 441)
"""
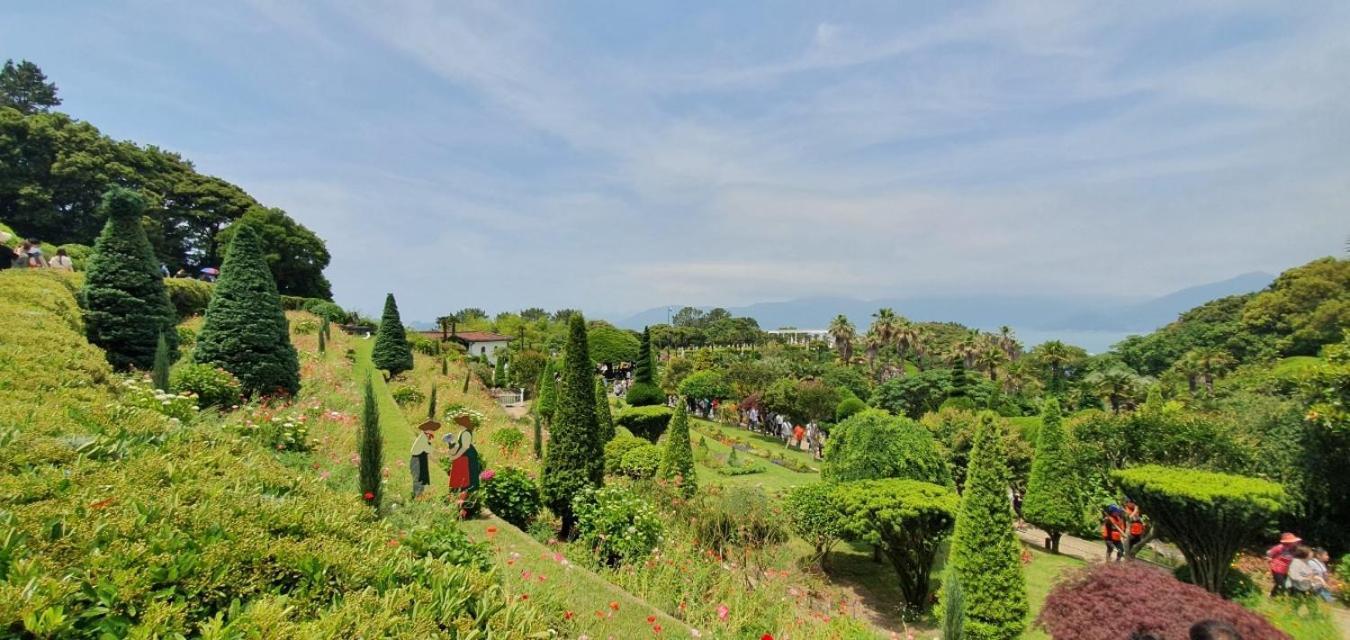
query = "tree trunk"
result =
(1050, 531, 1062, 553)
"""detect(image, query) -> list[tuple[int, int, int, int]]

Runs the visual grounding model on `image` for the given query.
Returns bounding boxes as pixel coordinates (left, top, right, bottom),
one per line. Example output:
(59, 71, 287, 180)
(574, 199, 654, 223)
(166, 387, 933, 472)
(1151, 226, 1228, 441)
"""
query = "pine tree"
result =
(81, 188, 179, 371)
(317, 324, 327, 353)
(626, 326, 663, 406)
(358, 375, 383, 510)
(151, 332, 171, 391)
(659, 401, 696, 497)
(193, 223, 299, 396)
(535, 359, 559, 423)
(594, 377, 615, 444)
(541, 314, 604, 538)
(1022, 399, 1078, 553)
(942, 412, 1028, 639)
(493, 353, 509, 388)
(533, 414, 543, 459)
(427, 386, 438, 420)
(371, 293, 414, 378)
(441, 354, 448, 376)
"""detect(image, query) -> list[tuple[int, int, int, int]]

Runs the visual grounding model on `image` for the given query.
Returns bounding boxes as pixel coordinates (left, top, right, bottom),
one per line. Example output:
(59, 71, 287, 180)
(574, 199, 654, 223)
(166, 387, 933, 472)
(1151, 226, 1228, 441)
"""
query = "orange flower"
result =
(609, 601, 620, 611)
(647, 615, 656, 623)
(564, 611, 574, 620)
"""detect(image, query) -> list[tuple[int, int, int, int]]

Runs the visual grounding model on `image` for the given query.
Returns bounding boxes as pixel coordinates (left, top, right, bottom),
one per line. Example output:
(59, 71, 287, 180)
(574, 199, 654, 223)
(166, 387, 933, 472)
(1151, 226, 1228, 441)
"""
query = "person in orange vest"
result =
(1101, 505, 1125, 561)
(1124, 499, 1146, 550)
(792, 424, 806, 450)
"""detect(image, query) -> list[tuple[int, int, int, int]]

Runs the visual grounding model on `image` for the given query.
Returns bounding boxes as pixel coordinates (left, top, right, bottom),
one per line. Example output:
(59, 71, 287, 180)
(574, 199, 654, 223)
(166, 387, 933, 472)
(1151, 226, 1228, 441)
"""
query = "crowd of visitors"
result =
(1100, 500, 1149, 561)
(1267, 532, 1335, 602)
(3, 234, 72, 271)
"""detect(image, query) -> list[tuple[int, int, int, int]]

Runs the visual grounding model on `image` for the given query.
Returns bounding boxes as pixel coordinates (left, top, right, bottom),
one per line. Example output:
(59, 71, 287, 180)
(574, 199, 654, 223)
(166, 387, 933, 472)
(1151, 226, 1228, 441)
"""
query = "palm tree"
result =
(974, 342, 1008, 382)
(864, 330, 885, 376)
(1084, 366, 1144, 413)
(997, 325, 1022, 361)
(950, 330, 983, 368)
(828, 315, 856, 364)
(1187, 347, 1235, 392)
(1170, 354, 1201, 394)
(435, 315, 457, 341)
(869, 308, 900, 345)
(893, 321, 921, 378)
(1037, 340, 1072, 390)
(1002, 360, 1040, 395)
(911, 325, 931, 371)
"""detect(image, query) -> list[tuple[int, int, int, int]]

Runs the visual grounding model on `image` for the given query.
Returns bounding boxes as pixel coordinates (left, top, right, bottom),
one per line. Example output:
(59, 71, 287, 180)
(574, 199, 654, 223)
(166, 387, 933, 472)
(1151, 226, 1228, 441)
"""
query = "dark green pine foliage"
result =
(541, 314, 604, 538)
(441, 354, 448, 376)
(950, 359, 970, 398)
(493, 353, 509, 388)
(534, 359, 559, 423)
(462, 368, 471, 393)
(626, 326, 663, 406)
(193, 223, 299, 396)
(1022, 399, 1079, 553)
(594, 377, 615, 444)
(371, 293, 414, 378)
(533, 415, 543, 459)
(942, 412, 1028, 639)
(317, 324, 327, 353)
(81, 188, 179, 371)
(358, 376, 383, 509)
(659, 401, 696, 497)
(427, 386, 438, 420)
(151, 332, 171, 391)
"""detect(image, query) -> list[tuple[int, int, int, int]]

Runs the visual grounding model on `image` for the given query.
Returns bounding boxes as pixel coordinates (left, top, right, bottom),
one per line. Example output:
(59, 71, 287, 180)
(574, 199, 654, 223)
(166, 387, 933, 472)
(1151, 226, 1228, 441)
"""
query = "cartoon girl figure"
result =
(443, 420, 481, 511)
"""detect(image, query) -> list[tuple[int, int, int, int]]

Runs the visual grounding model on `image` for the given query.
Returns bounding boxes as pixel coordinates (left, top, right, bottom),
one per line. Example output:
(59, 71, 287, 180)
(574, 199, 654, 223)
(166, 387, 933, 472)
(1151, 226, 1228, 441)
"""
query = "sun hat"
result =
(417, 419, 441, 432)
(1279, 532, 1301, 544)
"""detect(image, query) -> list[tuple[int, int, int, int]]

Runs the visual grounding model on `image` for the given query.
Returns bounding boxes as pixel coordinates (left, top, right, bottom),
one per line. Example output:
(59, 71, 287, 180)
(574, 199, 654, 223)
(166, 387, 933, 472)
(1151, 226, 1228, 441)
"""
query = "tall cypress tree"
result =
(358, 375, 383, 509)
(193, 223, 299, 396)
(1022, 399, 1078, 553)
(626, 326, 662, 406)
(493, 353, 509, 388)
(151, 332, 171, 391)
(371, 293, 414, 378)
(81, 188, 178, 371)
(659, 400, 696, 497)
(942, 412, 1027, 639)
(534, 359, 559, 423)
(594, 377, 614, 444)
(427, 386, 438, 420)
(541, 314, 603, 538)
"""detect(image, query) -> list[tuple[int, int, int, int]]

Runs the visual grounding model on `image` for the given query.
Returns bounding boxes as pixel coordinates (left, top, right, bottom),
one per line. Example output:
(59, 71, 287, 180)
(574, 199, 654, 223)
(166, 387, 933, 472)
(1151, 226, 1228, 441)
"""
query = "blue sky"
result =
(4, 1, 1347, 321)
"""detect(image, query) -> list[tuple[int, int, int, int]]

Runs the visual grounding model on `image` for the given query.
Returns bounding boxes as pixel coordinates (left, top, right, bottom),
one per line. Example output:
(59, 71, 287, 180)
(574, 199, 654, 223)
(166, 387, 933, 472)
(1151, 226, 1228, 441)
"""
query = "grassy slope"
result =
(358, 345, 690, 638)
(690, 422, 818, 493)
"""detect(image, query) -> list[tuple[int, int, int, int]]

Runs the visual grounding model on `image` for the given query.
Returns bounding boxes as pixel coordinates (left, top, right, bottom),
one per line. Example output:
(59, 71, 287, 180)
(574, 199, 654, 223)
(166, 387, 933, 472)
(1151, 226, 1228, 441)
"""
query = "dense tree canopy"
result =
(0, 59, 60, 114)
(216, 206, 332, 299)
(586, 321, 640, 365)
(823, 409, 951, 486)
(1241, 257, 1349, 356)
(833, 479, 959, 610)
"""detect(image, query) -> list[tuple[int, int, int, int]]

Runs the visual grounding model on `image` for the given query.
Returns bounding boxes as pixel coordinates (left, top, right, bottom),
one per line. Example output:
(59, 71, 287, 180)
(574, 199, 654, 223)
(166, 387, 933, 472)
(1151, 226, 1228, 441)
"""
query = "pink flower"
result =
(479, 468, 496, 482)
(716, 604, 729, 621)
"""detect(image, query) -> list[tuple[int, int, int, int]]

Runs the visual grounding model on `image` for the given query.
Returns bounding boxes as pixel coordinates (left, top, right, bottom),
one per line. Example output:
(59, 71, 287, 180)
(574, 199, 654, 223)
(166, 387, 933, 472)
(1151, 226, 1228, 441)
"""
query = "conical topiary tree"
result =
(427, 386, 438, 420)
(594, 377, 614, 444)
(626, 326, 663, 406)
(535, 358, 559, 423)
(541, 314, 604, 538)
(81, 188, 179, 371)
(151, 332, 171, 391)
(193, 223, 300, 396)
(659, 400, 696, 497)
(941, 412, 1028, 639)
(358, 375, 383, 509)
(371, 293, 414, 378)
(1022, 398, 1078, 553)
(493, 353, 509, 388)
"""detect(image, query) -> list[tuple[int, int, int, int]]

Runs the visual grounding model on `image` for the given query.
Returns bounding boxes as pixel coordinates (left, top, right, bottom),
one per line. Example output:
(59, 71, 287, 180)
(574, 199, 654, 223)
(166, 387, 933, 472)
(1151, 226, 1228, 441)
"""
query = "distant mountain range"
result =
(607, 272, 1274, 347)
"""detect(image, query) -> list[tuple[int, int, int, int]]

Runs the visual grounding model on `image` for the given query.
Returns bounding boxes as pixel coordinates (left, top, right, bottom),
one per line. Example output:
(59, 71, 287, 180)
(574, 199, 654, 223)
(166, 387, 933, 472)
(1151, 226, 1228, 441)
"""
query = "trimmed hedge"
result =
(1112, 465, 1286, 594)
(371, 293, 414, 378)
(165, 277, 214, 317)
(614, 405, 674, 442)
(605, 434, 647, 475)
(658, 401, 696, 496)
(620, 443, 663, 479)
(833, 479, 959, 609)
(822, 409, 951, 486)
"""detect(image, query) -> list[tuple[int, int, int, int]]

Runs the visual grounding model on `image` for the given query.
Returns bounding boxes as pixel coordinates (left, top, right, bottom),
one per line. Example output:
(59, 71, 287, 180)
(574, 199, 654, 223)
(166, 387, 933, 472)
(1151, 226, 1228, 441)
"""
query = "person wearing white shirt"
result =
(48, 248, 74, 271)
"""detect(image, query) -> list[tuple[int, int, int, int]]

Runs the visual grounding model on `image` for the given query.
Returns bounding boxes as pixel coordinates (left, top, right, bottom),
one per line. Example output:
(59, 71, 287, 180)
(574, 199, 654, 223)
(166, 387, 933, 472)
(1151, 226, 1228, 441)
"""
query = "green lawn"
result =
(691, 423, 819, 493)
(352, 339, 419, 503)
(691, 417, 819, 465)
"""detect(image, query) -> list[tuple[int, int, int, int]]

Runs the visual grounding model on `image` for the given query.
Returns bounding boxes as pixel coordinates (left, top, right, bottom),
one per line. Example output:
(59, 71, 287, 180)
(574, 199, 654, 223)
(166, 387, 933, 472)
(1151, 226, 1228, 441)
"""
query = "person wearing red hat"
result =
(1266, 532, 1301, 595)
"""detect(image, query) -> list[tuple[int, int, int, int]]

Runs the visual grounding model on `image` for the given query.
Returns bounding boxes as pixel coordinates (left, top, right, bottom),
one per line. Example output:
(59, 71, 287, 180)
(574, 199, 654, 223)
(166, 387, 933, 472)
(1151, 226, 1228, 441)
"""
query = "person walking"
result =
(1266, 532, 1300, 596)
(25, 240, 45, 268)
(1102, 506, 1125, 561)
(48, 247, 74, 271)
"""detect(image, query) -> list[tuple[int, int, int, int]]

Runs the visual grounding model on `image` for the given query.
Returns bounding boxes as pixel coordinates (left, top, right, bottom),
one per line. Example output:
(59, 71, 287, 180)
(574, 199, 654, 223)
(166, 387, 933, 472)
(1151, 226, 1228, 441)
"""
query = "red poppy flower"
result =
(761, 635, 774, 640)
(647, 615, 656, 623)
(653, 624, 662, 634)
(564, 611, 573, 620)
(609, 601, 620, 611)
(363, 491, 375, 500)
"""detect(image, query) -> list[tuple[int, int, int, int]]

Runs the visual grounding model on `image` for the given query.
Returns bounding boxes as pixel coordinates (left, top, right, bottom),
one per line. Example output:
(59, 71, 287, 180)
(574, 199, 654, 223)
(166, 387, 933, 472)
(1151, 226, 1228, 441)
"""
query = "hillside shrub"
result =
(942, 412, 1028, 639)
(371, 293, 414, 378)
(692, 486, 788, 555)
(626, 327, 661, 406)
(81, 188, 179, 370)
(540, 314, 604, 537)
(193, 223, 300, 397)
(176, 325, 196, 349)
(358, 376, 383, 508)
(604, 434, 646, 475)
(1338, 557, 1350, 605)
(678, 369, 730, 401)
(624, 382, 664, 407)
(400, 518, 494, 572)
(614, 405, 673, 442)
(1172, 564, 1259, 601)
(303, 298, 348, 323)
(834, 479, 960, 610)
(823, 409, 951, 486)
(620, 443, 663, 479)
(119, 375, 198, 422)
(390, 385, 425, 406)
(488, 427, 525, 456)
(785, 483, 844, 567)
(1037, 563, 1286, 640)
(594, 377, 615, 443)
(659, 402, 696, 496)
(835, 395, 867, 422)
(170, 363, 242, 409)
(1112, 465, 1286, 594)
(1022, 399, 1079, 552)
(164, 277, 214, 318)
(572, 485, 663, 565)
(292, 317, 320, 335)
(483, 467, 542, 529)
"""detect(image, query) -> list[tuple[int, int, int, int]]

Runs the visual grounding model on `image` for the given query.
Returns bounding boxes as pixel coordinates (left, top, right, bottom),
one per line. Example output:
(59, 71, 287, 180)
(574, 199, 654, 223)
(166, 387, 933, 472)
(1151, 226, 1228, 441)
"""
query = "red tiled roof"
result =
(420, 330, 513, 343)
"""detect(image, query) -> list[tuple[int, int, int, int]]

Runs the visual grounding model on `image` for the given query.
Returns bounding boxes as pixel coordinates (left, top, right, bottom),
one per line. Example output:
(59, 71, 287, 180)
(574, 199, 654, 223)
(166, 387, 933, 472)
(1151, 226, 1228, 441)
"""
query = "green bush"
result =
(625, 327, 661, 406)
(1113, 465, 1286, 594)
(1173, 564, 1259, 600)
(595, 377, 615, 444)
(1022, 399, 1079, 553)
(678, 369, 730, 400)
(488, 427, 526, 456)
(164, 277, 215, 318)
(302, 298, 348, 323)
(572, 485, 664, 565)
(624, 381, 665, 407)
(587, 322, 640, 364)
(119, 374, 198, 422)
(785, 483, 844, 566)
(823, 409, 951, 486)
(1338, 556, 1350, 606)
(400, 518, 494, 571)
(834, 479, 959, 610)
(620, 443, 663, 479)
(614, 405, 673, 442)
(659, 402, 696, 496)
(193, 224, 299, 397)
(371, 293, 414, 378)
(81, 188, 179, 370)
(604, 434, 646, 475)
(292, 317, 320, 335)
(835, 395, 867, 422)
(170, 363, 243, 408)
(390, 385, 426, 406)
(483, 467, 542, 529)
(176, 325, 197, 350)
(691, 486, 788, 555)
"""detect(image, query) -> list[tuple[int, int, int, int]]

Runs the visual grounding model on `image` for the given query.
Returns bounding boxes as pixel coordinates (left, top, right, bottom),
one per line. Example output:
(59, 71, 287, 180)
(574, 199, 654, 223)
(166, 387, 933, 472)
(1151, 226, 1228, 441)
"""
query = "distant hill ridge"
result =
(610, 271, 1274, 335)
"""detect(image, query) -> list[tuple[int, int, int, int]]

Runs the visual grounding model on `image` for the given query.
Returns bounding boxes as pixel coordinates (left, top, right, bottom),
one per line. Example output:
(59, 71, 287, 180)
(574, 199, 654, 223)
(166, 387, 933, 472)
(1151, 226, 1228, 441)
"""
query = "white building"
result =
(419, 330, 514, 363)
